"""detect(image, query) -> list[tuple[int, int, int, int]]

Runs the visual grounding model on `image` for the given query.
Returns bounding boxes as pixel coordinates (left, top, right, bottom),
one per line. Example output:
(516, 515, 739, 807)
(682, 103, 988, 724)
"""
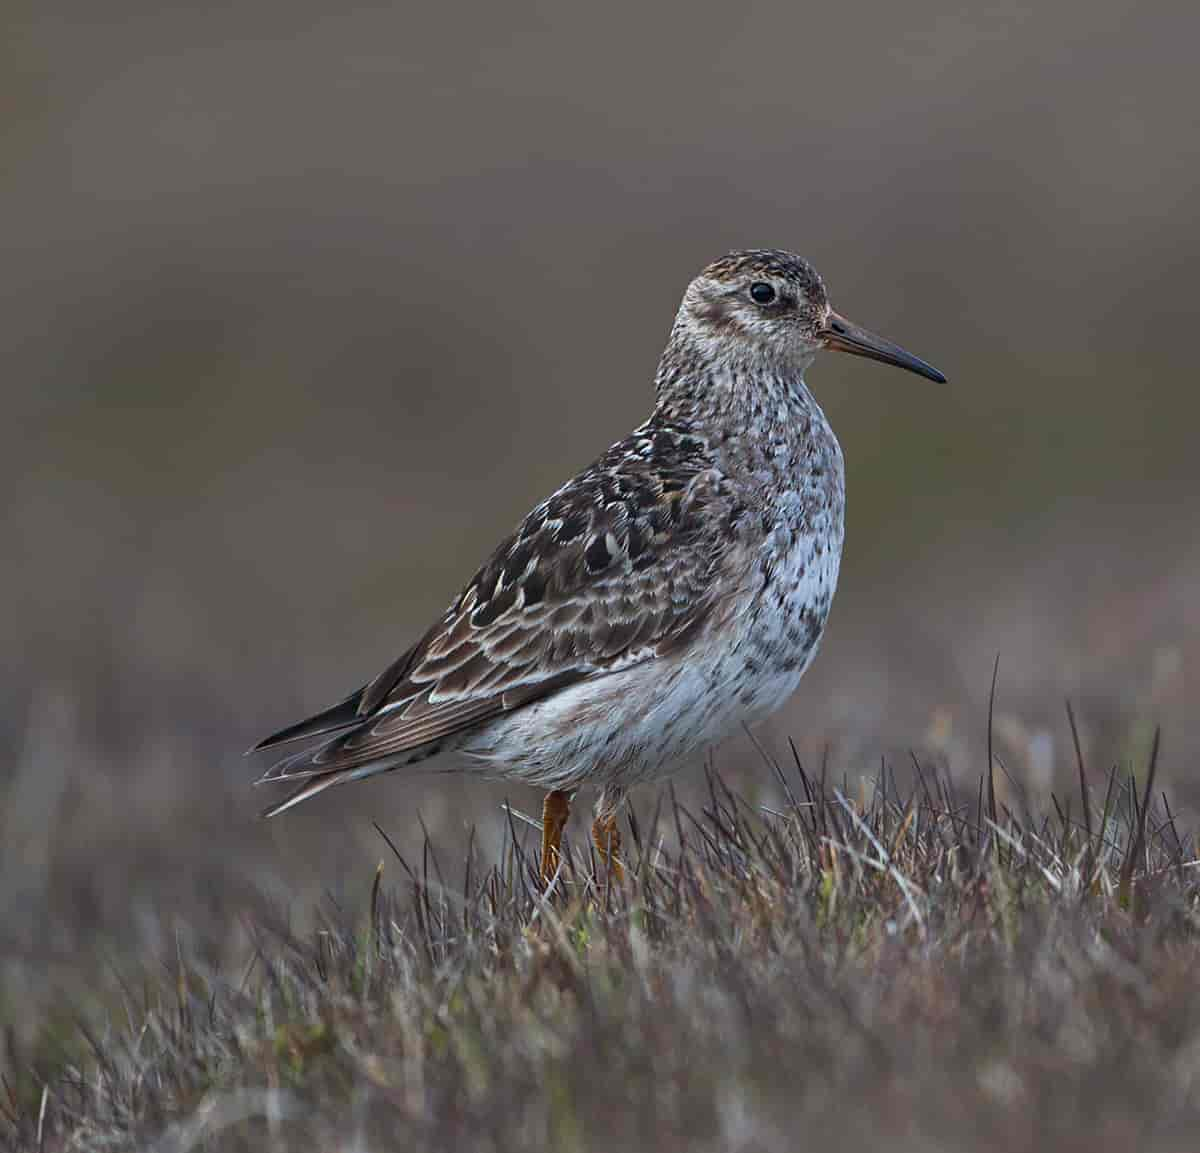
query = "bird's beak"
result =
(821, 310, 947, 383)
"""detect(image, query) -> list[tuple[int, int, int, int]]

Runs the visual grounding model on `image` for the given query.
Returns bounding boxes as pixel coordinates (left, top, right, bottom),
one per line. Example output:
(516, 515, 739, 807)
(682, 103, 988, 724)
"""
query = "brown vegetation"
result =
(6, 726, 1198, 1152)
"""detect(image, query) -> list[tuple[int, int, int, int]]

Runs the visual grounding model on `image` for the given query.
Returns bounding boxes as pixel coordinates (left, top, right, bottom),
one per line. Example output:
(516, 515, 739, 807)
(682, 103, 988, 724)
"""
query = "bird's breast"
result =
(722, 415, 845, 722)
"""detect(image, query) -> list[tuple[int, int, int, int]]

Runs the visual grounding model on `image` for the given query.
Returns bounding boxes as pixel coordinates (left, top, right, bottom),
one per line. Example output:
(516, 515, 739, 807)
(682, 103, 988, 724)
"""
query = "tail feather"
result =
(259, 765, 379, 818)
(254, 723, 429, 815)
(247, 687, 367, 754)
(253, 738, 334, 786)
(258, 746, 403, 816)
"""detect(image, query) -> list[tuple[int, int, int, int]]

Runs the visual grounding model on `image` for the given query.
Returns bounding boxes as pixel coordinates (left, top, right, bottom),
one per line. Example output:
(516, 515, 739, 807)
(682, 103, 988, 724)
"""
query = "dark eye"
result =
(749, 282, 776, 305)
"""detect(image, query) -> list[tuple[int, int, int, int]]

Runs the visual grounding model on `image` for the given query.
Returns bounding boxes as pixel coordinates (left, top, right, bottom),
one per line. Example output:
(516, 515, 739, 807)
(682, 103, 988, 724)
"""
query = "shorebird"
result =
(251, 249, 945, 887)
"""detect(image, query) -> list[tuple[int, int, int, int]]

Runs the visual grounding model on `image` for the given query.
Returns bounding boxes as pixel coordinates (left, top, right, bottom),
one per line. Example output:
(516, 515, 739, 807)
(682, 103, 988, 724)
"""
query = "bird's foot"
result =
(591, 812, 624, 886)
(540, 789, 572, 890)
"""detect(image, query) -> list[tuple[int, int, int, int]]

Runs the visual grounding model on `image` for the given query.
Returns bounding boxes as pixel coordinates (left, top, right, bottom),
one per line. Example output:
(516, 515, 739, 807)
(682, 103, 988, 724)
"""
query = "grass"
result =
(5, 725, 1200, 1152)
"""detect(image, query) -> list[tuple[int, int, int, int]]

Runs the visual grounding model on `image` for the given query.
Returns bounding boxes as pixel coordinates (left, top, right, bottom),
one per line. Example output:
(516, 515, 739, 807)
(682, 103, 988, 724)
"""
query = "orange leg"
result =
(591, 811, 625, 885)
(540, 789, 572, 889)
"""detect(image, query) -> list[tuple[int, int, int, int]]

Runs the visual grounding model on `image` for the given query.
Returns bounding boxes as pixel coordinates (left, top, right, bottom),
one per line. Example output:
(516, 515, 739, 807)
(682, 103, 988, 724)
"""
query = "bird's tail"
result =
(252, 719, 426, 818)
(258, 761, 391, 818)
(246, 686, 367, 754)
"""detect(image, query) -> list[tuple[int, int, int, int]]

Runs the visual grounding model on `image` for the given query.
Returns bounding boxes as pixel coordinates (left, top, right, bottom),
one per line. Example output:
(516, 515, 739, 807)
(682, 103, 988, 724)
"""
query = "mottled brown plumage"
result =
(250, 249, 945, 885)
(254, 417, 729, 786)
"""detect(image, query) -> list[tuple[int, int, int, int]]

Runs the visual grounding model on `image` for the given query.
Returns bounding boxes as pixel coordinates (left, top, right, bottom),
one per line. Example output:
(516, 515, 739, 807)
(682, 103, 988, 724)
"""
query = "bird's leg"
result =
(591, 787, 626, 885)
(540, 789, 572, 889)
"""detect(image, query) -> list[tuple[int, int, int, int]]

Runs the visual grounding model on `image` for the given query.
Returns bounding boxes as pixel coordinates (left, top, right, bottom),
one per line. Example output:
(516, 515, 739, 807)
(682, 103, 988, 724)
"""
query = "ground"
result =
(4, 726, 1198, 1153)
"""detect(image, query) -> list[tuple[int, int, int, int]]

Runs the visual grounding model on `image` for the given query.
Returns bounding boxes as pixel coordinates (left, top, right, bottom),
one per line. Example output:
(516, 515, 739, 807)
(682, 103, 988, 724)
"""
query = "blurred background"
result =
(3, 0, 1198, 1032)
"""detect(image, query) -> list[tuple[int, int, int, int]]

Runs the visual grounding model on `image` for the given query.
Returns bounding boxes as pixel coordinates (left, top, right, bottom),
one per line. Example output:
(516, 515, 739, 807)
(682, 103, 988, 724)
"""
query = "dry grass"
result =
(5, 721, 1200, 1153)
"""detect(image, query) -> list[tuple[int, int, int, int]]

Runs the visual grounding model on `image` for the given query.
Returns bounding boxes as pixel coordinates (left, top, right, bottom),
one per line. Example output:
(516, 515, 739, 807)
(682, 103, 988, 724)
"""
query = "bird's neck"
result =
(648, 326, 844, 503)
(652, 328, 820, 436)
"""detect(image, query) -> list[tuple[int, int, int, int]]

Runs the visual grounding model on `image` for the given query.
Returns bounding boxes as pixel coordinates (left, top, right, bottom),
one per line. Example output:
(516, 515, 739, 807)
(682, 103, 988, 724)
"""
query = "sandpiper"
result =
(251, 249, 945, 886)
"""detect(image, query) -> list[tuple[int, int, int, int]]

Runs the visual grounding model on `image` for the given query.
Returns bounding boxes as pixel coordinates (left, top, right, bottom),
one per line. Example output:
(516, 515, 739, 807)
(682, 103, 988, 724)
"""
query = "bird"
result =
(249, 249, 945, 888)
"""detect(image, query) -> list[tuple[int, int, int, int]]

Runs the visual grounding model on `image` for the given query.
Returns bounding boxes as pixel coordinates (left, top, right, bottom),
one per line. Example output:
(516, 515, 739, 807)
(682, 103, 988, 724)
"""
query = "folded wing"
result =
(254, 421, 737, 814)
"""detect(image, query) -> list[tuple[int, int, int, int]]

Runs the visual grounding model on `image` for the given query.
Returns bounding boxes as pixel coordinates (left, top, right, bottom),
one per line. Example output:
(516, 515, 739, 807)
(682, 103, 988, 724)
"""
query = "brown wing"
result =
(254, 419, 740, 797)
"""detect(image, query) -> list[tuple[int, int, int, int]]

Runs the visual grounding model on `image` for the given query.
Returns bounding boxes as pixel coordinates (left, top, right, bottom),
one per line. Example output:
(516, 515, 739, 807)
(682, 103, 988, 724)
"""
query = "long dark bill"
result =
(822, 310, 947, 383)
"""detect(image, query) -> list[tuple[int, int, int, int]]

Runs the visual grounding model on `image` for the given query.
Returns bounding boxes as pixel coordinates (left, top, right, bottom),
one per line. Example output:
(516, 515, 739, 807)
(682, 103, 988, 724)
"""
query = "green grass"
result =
(6, 731, 1200, 1152)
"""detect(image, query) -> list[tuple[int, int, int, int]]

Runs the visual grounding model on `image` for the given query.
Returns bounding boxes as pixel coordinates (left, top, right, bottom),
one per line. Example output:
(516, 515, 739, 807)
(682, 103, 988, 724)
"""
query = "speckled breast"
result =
(734, 396, 845, 719)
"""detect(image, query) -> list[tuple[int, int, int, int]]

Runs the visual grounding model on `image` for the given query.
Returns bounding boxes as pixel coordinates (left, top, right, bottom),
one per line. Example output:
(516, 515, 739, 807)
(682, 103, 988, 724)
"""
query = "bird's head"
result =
(671, 249, 945, 383)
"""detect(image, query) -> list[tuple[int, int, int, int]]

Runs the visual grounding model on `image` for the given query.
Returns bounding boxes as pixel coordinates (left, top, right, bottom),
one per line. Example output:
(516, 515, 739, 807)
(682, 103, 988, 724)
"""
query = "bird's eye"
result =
(749, 282, 776, 305)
